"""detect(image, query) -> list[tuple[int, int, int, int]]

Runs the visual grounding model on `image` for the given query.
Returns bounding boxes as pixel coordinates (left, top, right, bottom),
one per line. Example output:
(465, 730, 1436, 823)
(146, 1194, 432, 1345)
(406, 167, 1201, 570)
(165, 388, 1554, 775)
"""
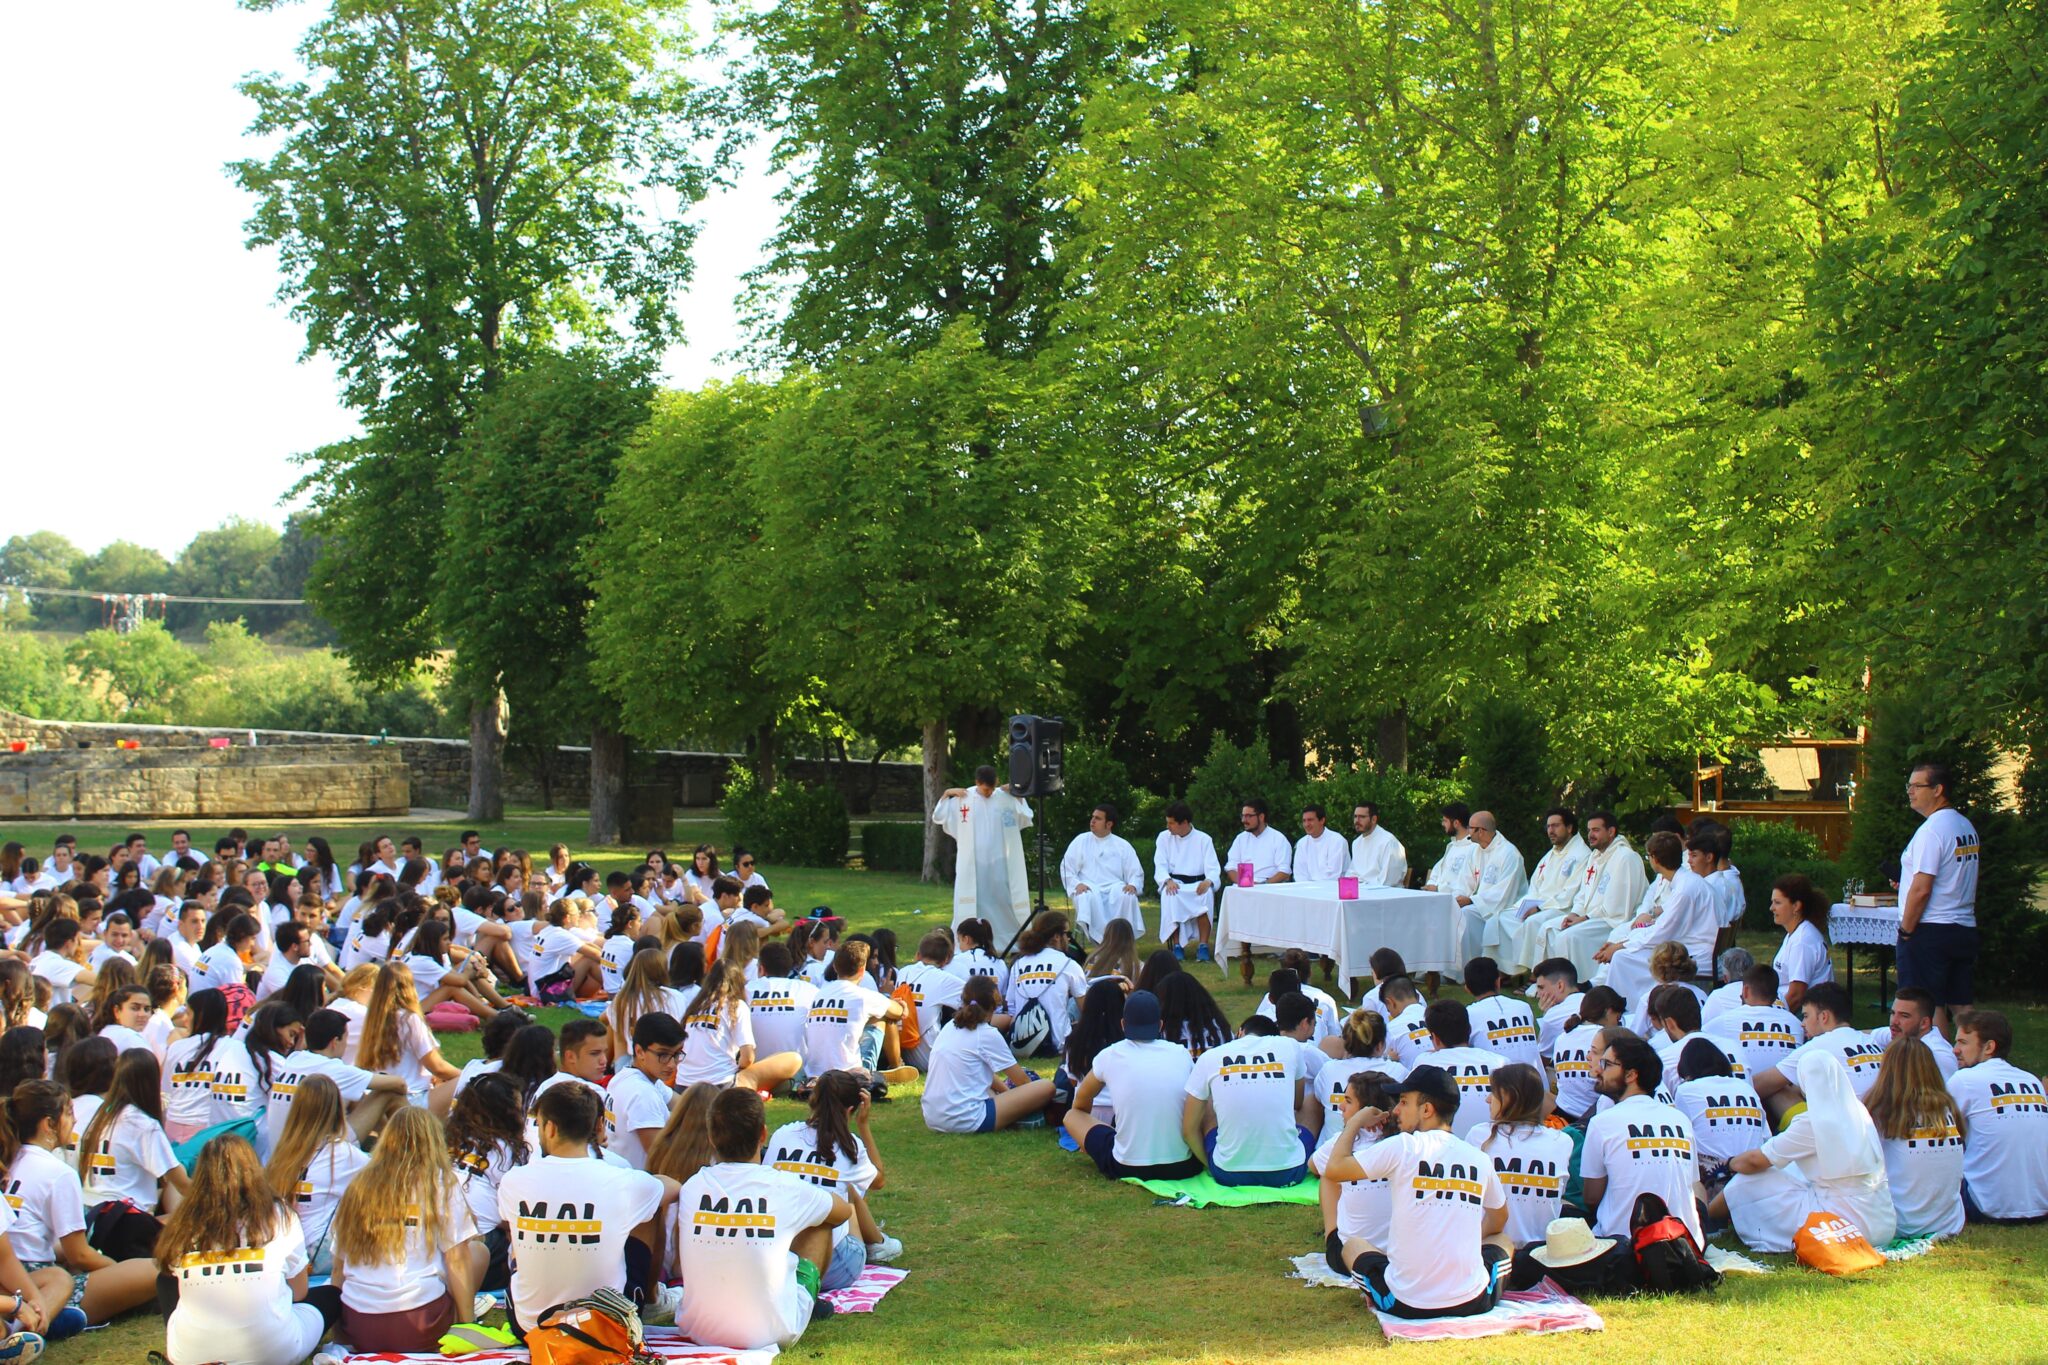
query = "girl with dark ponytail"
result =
(765, 1070, 901, 1289)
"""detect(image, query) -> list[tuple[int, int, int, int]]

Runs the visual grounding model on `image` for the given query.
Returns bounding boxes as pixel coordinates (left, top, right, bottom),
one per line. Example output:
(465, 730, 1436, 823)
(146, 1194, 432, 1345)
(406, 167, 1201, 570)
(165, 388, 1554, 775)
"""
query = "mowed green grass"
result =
(16, 820, 2048, 1364)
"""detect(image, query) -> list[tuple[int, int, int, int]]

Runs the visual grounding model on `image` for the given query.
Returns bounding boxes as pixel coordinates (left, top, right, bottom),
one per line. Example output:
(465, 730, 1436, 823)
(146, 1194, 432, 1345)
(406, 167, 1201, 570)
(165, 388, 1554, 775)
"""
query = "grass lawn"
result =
(16, 825, 2048, 1364)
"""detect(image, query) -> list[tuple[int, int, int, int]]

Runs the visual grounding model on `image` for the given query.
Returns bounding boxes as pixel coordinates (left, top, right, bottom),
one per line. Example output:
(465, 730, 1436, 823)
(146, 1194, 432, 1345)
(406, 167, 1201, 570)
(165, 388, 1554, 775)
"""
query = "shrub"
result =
(1289, 767, 1469, 884)
(722, 768, 850, 868)
(1183, 732, 1293, 841)
(862, 821, 925, 874)
(1042, 735, 1155, 848)
(1727, 819, 1840, 932)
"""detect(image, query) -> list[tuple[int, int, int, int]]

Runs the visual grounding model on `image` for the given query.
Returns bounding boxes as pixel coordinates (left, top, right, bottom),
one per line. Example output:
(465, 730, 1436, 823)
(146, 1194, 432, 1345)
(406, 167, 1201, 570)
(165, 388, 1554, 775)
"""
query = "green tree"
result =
(233, 0, 707, 819)
(439, 350, 653, 844)
(0, 633, 102, 721)
(171, 518, 282, 632)
(0, 532, 88, 630)
(742, 322, 1095, 879)
(64, 621, 202, 722)
(77, 542, 174, 629)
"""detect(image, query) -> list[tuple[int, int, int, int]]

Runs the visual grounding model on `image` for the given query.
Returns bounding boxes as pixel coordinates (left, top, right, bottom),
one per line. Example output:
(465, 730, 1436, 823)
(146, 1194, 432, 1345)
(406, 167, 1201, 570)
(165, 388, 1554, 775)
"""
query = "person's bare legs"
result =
(1319, 1172, 1341, 1237)
(444, 1240, 486, 1318)
(881, 1021, 903, 1070)
(1062, 1107, 1108, 1148)
(1297, 1088, 1324, 1138)
(737, 1051, 803, 1091)
(80, 1258, 160, 1323)
(991, 1079, 1054, 1128)
(25, 1266, 71, 1324)
(355, 1087, 405, 1136)
(791, 1224, 833, 1279)
(463, 961, 511, 1009)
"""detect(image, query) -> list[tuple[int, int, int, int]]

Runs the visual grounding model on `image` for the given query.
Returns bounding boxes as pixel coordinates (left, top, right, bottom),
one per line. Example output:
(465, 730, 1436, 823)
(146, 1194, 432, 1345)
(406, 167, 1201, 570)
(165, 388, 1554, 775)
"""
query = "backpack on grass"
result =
(526, 1288, 662, 1365)
(1629, 1193, 1720, 1294)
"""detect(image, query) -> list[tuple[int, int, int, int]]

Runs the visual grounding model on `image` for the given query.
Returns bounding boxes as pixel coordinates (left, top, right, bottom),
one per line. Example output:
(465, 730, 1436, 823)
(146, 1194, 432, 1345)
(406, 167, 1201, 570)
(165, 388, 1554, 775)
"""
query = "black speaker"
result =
(1007, 714, 1065, 797)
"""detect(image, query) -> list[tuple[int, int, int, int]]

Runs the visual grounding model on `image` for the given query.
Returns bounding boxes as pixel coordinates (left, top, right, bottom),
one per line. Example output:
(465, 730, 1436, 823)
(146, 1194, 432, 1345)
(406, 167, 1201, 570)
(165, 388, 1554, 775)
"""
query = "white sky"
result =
(0, 0, 779, 560)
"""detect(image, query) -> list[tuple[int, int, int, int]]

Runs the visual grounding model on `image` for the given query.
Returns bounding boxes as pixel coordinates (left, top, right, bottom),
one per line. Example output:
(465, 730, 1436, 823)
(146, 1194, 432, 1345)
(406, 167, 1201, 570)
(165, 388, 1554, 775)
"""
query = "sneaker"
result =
(1171, 944, 1185, 961)
(642, 1283, 684, 1326)
(1194, 944, 1212, 963)
(0, 1331, 44, 1364)
(312, 1354, 345, 1365)
(473, 1291, 499, 1321)
(42, 1310, 84, 1344)
(866, 1233, 905, 1264)
(438, 1324, 517, 1355)
(810, 1294, 836, 1320)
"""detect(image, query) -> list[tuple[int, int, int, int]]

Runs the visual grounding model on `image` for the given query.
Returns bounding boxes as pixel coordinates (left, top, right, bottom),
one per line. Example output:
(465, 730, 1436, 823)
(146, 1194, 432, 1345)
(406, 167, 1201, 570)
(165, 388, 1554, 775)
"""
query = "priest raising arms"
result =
(1061, 803, 1147, 941)
(1349, 804, 1409, 889)
(1155, 802, 1222, 961)
(935, 766, 1036, 947)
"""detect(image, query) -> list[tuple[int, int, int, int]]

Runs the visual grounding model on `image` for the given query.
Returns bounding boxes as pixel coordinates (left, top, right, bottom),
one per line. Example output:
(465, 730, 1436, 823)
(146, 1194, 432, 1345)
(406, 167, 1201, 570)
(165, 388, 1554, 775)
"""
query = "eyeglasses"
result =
(738, 860, 755, 869)
(1905, 782, 1934, 792)
(643, 1046, 683, 1063)
(1597, 1059, 1624, 1072)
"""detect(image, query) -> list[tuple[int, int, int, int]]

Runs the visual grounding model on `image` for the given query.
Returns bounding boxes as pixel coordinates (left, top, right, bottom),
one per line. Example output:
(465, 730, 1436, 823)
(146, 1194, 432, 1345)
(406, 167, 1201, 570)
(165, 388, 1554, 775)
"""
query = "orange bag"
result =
(892, 981, 923, 1050)
(1793, 1211, 1886, 1275)
(525, 1289, 659, 1365)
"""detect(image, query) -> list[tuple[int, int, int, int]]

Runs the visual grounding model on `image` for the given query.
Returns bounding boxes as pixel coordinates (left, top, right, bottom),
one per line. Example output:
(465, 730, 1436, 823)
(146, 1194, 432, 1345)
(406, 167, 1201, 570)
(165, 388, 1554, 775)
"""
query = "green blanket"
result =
(1123, 1172, 1320, 1207)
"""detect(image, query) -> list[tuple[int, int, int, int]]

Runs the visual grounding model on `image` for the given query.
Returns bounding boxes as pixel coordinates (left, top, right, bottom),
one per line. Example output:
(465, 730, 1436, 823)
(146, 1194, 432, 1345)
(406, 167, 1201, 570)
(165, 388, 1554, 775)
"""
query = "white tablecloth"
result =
(1215, 881, 1460, 992)
(1830, 902, 1903, 948)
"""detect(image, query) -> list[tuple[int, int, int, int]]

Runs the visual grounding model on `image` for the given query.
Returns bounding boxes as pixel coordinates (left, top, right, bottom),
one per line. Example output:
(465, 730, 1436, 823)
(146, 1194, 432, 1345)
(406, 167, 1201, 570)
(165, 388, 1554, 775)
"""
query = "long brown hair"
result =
(157, 1135, 284, 1270)
(645, 1081, 722, 1186)
(806, 1070, 865, 1168)
(693, 959, 747, 1023)
(264, 1073, 348, 1205)
(1481, 1063, 1548, 1146)
(0, 1079, 68, 1167)
(86, 955, 140, 1026)
(953, 974, 1000, 1030)
(1084, 919, 1137, 982)
(331, 1106, 461, 1266)
(0, 960, 36, 1029)
(356, 962, 424, 1073)
(1773, 873, 1830, 933)
(76, 1050, 166, 1183)
(1017, 911, 1070, 957)
(1866, 1035, 1967, 1142)
(609, 949, 675, 1057)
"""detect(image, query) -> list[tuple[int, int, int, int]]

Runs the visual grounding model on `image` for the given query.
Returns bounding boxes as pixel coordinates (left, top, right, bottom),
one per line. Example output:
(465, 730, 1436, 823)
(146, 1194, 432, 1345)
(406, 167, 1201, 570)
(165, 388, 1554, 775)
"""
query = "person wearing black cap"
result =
(1318, 1064, 1509, 1319)
(1063, 992, 1204, 1180)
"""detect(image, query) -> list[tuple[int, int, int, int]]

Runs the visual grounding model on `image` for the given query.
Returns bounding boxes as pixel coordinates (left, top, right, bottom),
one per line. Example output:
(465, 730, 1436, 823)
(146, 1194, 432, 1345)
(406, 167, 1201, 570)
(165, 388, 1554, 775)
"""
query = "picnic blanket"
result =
(1374, 1281, 1604, 1341)
(340, 1327, 775, 1365)
(1880, 1236, 1940, 1263)
(1123, 1171, 1320, 1207)
(823, 1265, 909, 1312)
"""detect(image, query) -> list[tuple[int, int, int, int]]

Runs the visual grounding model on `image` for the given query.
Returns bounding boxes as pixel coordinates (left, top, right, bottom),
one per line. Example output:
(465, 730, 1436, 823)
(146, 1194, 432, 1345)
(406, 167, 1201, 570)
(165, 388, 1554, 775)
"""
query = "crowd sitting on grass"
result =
(0, 802, 2039, 1358)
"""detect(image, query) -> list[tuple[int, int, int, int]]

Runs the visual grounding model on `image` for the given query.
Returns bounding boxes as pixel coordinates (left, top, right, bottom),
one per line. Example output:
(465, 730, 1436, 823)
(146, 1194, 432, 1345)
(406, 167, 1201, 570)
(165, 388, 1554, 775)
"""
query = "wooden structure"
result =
(1676, 737, 1862, 859)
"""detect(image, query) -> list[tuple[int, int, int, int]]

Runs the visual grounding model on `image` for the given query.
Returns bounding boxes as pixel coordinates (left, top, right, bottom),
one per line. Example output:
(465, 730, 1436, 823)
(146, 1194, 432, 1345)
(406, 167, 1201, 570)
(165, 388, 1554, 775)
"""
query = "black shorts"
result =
(1081, 1122, 1203, 1181)
(1354, 1248, 1506, 1320)
(1897, 922, 1978, 1007)
(1325, 1228, 1351, 1278)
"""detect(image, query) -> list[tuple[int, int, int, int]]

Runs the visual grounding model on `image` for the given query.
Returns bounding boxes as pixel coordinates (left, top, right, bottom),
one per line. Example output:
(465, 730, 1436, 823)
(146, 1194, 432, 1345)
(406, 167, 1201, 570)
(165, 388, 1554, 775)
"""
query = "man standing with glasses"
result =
(1897, 761, 1981, 1035)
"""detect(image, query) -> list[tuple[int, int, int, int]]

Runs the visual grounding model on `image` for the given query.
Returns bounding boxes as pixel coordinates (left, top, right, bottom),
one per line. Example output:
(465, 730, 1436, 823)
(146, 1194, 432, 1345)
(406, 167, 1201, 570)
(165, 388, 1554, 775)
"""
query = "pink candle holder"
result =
(1338, 876, 1360, 899)
(1236, 862, 1254, 888)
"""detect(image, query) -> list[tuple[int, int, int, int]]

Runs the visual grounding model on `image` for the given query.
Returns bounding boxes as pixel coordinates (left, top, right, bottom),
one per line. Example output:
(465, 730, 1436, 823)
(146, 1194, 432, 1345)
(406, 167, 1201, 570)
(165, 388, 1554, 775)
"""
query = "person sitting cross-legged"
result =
(1182, 1015, 1313, 1187)
(1752, 981, 1886, 1125)
(1320, 1065, 1510, 1320)
(1709, 1050, 1897, 1254)
(1946, 1008, 2048, 1224)
(1063, 991, 1204, 1181)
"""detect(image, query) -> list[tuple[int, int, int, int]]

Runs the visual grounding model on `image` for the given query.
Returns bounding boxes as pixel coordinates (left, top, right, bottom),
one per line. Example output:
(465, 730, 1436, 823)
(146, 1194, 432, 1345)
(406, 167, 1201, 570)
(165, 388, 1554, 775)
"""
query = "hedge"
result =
(862, 822, 925, 873)
(721, 769, 850, 868)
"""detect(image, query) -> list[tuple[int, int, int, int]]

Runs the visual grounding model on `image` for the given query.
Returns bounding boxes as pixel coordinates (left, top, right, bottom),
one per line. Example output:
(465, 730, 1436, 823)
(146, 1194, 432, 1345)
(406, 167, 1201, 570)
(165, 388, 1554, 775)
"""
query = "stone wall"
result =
(0, 743, 410, 820)
(0, 711, 923, 813)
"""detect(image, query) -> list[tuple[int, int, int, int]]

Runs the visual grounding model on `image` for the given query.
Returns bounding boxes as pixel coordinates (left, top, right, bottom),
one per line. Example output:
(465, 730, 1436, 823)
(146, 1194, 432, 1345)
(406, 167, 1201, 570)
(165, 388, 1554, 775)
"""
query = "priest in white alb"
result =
(1060, 802, 1146, 941)
(1538, 812, 1650, 981)
(1423, 803, 1479, 898)
(1348, 803, 1409, 888)
(934, 765, 1035, 946)
(1453, 811, 1527, 962)
(1155, 800, 1221, 961)
(1485, 807, 1589, 972)
(1292, 803, 1350, 881)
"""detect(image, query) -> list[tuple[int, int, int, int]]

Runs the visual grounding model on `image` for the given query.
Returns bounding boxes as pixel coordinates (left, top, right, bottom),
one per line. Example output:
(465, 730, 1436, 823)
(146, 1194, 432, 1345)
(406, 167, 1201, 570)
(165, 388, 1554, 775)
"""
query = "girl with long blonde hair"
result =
(263, 1072, 366, 1277)
(160, 1133, 342, 1364)
(608, 948, 693, 1060)
(356, 963, 459, 1098)
(1866, 1035, 1968, 1240)
(330, 1106, 483, 1350)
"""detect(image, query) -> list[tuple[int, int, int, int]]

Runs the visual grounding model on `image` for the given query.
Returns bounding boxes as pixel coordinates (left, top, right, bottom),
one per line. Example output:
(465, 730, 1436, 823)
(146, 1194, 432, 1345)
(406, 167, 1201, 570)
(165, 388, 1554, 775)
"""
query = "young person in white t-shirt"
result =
(1705, 963, 1803, 1079)
(1063, 990, 1204, 1181)
(921, 976, 1053, 1134)
(1767, 874, 1834, 1016)
(742, 943, 817, 1074)
(1467, 1064, 1570, 1249)
(329, 1106, 485, 1350)
(681, 960, 802, 1093)
(1670, 1038, 1770, 1190)
(1307, 1009, 1409, 1141)
(673, 1087, 847, 1351)
(1579, 1036, 1701, 1248)
(1461, 958, 1543, 1070)
(1529, 958, 1586, 1060)
(599, 902, 644, 996)
(161, 988, 256, 1144)
(1008, 913, 1090, 1053)
(262, 1073, 369, 1278)
(28, 920, 95, 1009)
(1321, 1065, 1509, 1319)
(1896, 760, 1980, 1033)
(500, 1083, 680, 1335)
(1752, 982, 1886, 1123)
(803, 945, 915, 1087)
(1379, 978, 1435, 1069)
(607, 948, 697, 1062)
(944, 918, 1009, 998)
(1547, 986, 1625, 1126)
(92, 985, 154, 1057)
(1311, 1069, 1401, 1278)
(1874, 987, 1960, 1080)
(1418, 1001, 1506, 1139)
(768, 1071, 902, 1290)
(1864, 1035, 1966, 1240)
(269, 1008, 408, 1150)
(1183, 1015, 1311, 1187)
(608, 1013, 685, 1169)
(75, 1049, 189, 1225)
(0, 1080, 159, 1329)
(1946, 1009, 2048, 1223)
(158, 1132, 344, 1365)
(355, 963, 461, 1104)
(896, 931, 967, 1072)
(1712, 1048, 1896, 1254)
(1254, 956, 1341, 1048)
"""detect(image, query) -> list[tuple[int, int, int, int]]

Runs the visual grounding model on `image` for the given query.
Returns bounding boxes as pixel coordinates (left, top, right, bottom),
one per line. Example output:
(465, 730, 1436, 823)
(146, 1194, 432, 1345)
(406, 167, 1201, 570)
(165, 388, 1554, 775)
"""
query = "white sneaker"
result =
(866, 1234, 905, 1264)
(474, 1291, 499, 1321)
(312, 1354, 345, 1365)
(643, 1282, 684, 1325)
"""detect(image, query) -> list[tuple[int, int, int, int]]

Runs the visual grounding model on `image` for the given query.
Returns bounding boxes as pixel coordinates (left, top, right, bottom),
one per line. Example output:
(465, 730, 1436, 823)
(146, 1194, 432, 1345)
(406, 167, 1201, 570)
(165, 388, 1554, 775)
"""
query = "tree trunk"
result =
(920, 718, 947, 884)
(1377, 710, 1410, 771)
(588, 724, 628, 846)
(752, 721, 779, 790)
(467, 692, 505, 821)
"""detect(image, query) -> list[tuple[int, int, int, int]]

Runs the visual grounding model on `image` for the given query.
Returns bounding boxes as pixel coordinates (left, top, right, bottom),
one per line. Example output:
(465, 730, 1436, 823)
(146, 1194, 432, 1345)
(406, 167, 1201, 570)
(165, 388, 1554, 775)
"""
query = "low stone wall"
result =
(0, 743, 410, 820)
(0, 711, 923, 813)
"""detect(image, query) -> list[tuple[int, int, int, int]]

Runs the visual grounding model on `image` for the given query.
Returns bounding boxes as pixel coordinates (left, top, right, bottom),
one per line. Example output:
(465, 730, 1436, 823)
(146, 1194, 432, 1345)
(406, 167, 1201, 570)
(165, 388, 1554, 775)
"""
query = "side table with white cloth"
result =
(1829, 902, 1903, 1013)
(1215, 881, 1460, 998)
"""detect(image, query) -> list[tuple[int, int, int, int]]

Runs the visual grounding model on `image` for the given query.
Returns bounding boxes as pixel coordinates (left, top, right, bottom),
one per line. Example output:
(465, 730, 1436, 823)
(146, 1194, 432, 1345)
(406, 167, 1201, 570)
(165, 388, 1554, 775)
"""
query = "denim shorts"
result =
(823, 1231, 869, 1291)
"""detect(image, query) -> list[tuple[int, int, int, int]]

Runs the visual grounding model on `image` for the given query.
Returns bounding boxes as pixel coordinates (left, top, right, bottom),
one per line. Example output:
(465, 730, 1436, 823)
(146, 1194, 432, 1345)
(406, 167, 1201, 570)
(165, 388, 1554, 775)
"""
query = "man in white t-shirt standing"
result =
(500, 1083, 679, 1336)
(1897, 760, 1981, 1034)
(1581, 1036, 1702, 1246)
(1318, 1065, 1509, 1319)
(674, 1088, 850, 1351)
(1225, 799, 1294, 986)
